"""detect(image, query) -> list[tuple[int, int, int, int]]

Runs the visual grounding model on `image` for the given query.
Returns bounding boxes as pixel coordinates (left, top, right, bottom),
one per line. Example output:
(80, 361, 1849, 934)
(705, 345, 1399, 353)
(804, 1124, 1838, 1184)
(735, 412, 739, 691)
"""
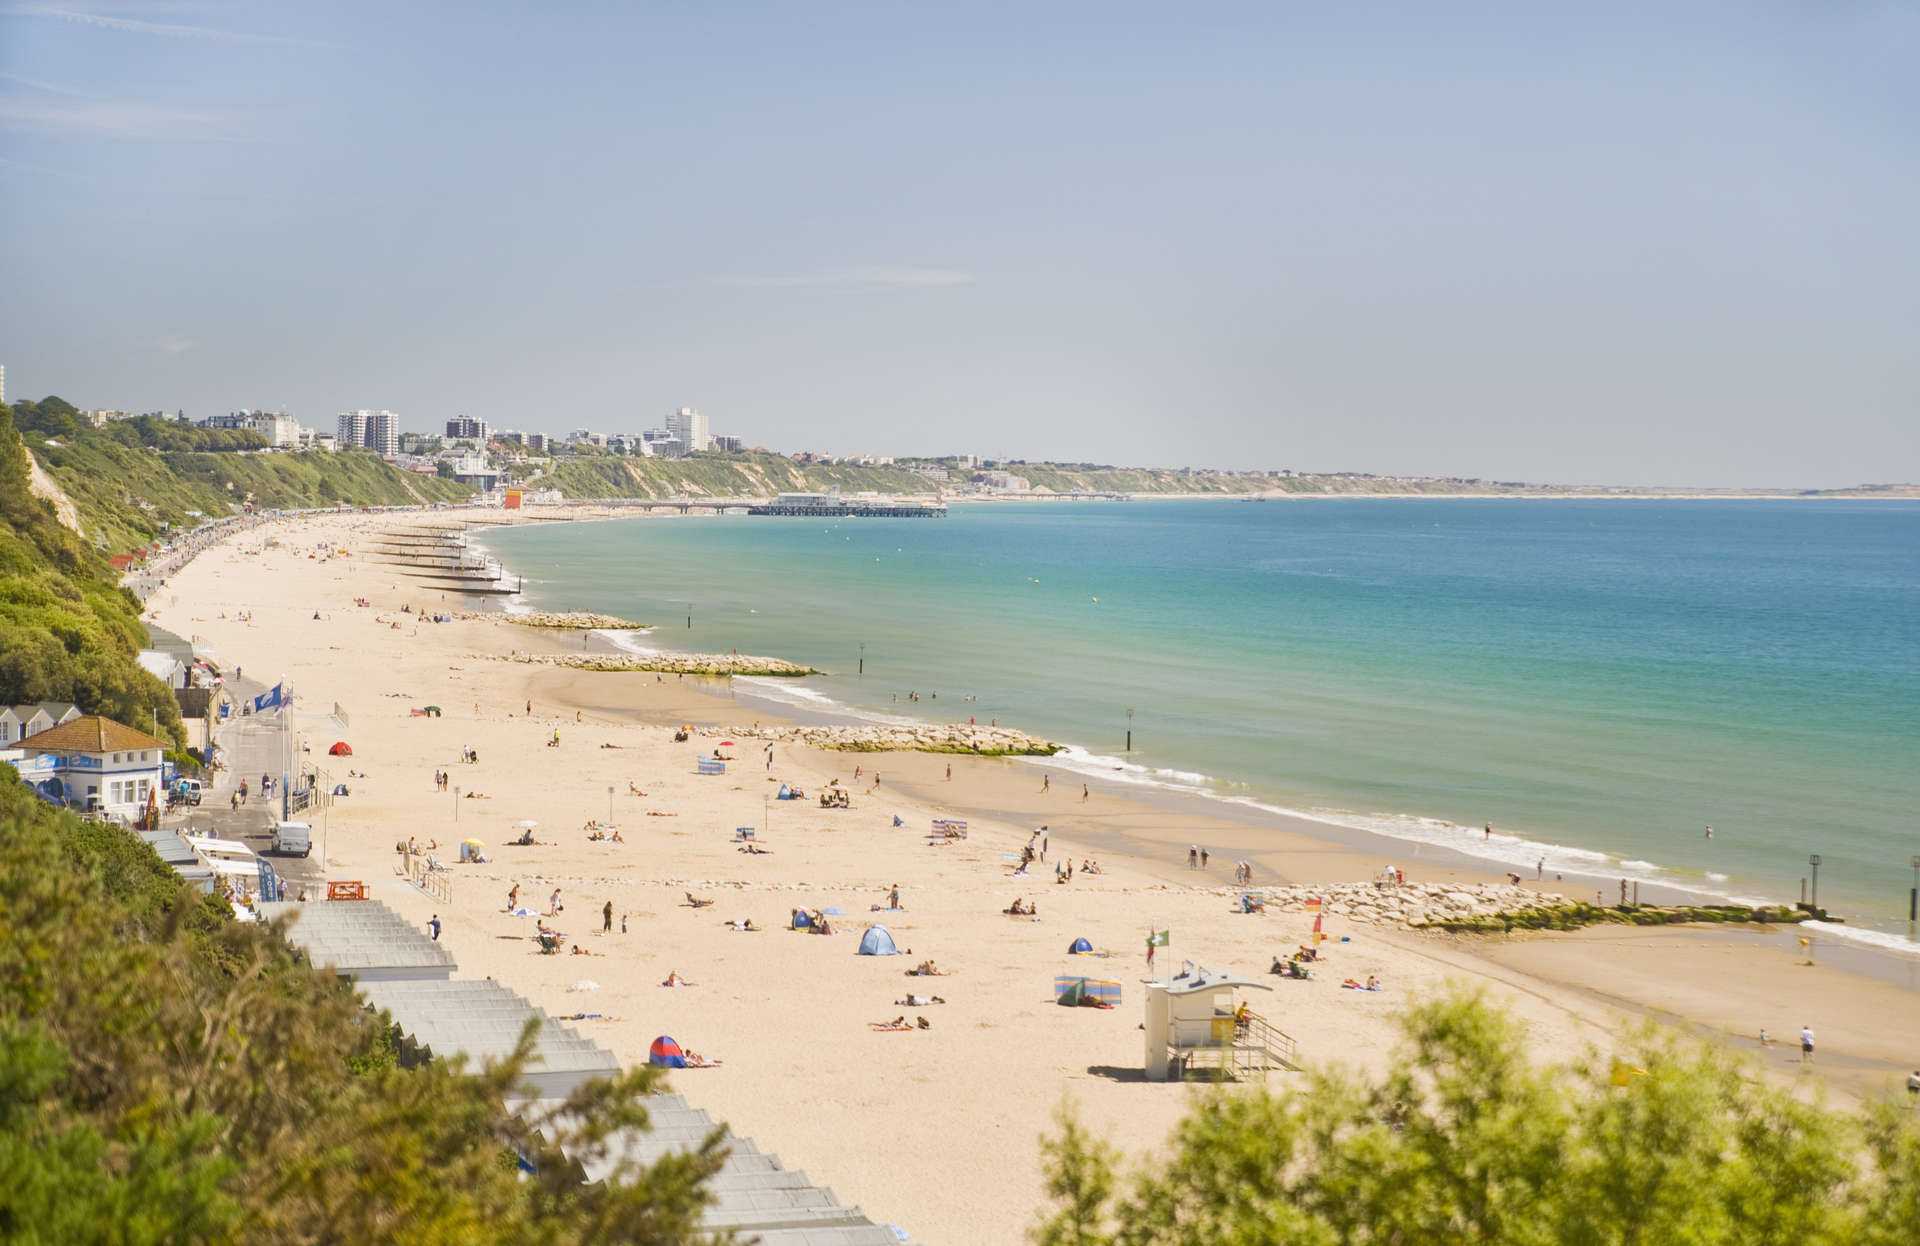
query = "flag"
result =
(252, 682, 284, 713)
(1312, 912, 1324, 946)
(1146, 929, 1169, 968)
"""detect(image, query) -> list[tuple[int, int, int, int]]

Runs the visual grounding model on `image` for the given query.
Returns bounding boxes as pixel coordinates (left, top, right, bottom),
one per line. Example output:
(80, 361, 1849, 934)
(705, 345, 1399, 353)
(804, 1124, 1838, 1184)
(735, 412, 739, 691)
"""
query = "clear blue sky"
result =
(2, 2, 1915, 486)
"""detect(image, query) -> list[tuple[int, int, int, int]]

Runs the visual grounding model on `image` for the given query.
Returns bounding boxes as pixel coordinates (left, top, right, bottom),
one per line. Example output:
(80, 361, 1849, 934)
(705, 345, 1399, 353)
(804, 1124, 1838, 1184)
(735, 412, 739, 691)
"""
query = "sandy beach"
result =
(146, 509, 1920, 1244)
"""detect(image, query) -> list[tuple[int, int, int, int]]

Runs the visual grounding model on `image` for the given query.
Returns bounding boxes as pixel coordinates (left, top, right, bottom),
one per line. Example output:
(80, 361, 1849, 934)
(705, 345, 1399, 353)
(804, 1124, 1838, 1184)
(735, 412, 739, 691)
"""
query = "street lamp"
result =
(454, 784, 461, 822)
(607, 784, 614, 825)
(1808, 854, 1821, 910)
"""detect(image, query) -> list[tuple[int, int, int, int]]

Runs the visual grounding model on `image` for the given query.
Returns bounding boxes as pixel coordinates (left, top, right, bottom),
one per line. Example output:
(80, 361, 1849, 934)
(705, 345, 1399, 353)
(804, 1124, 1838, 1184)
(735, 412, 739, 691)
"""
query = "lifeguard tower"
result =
(1143, 961, 1297, 1081)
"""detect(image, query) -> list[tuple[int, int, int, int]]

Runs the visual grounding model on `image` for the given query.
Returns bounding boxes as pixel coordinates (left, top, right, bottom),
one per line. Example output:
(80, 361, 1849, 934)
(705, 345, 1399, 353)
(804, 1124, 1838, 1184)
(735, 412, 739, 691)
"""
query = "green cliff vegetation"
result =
(0, 403, 183, 743)
(0, 772, 729, 1244)
(534, 451, 935, 499)
(13, 396, 473, 556)
(1036, 987, 1920, 1246)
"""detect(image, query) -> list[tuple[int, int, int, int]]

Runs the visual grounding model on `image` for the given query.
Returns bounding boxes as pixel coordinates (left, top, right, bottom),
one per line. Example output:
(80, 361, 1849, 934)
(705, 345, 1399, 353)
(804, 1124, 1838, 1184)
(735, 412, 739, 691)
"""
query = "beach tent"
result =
(857, 925, 899, 956)
(792, 910, 812, 929)
(328, 741, 353, 756)
(1067, 937, 1094, 955)
(1054, 976, 1123, 1008)
(459, 839, 485, 863)
(422, 705, 442, 716)
(648, 1036, 688, 1068)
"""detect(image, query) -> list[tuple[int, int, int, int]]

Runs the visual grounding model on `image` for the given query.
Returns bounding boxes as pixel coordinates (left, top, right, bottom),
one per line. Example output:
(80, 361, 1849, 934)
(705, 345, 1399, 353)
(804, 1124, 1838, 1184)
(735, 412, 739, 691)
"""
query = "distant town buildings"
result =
(338, 410, 399, 457)
(666, 407, 711, 454)
(445, 415, 490, 442)
(711, 434, 744, 452)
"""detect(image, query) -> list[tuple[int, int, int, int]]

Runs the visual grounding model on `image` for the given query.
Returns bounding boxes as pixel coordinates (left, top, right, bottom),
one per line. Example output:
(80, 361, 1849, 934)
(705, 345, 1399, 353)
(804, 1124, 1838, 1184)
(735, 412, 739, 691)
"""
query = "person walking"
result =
(427, 914, 441, 941)
(1188, 846, 1198, 870)
(1042, 774, 1050, 793)
(550, 888, 564, 915)
(1800, 1025, 1815, 1065)
(1081, 783, 1088, 802)
(506, 883, 519, 913)
(1200, 847, 1209, 870)
(603, 901, 613, 933)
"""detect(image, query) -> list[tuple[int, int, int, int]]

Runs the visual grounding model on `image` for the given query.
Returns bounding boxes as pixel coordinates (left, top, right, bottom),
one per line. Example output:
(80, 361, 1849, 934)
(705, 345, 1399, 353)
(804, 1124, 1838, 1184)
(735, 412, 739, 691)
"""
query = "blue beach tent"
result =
(792, 910, 812, 929)
(1067, 937, 1094, 955)
(857, 925, 899, 956)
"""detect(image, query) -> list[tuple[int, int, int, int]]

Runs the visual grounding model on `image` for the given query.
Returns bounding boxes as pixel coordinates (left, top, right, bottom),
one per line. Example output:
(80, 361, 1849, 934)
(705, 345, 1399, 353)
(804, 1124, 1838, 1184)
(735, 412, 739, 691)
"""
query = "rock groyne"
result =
(493, 611, 648, 630)
(725, 723, 1061, 757)
(1253, 881, 1808, 932)
(488, 651, 817, 677)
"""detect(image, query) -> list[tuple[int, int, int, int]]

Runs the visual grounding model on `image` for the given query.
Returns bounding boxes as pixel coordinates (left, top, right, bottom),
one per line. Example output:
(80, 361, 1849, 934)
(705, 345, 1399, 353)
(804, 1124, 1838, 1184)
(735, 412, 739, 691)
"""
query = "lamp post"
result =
(607, 784, 614, 824)
(1809, 854, 1821, 910)
(454, 785, 460, 823)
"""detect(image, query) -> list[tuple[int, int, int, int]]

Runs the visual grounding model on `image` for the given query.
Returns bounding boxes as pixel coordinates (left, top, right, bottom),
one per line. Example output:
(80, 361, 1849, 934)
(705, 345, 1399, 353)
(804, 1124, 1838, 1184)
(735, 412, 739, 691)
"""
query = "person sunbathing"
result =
(870, 1016, 911, 1031)
(610, 830, 623, 843)
(1297, 945, 1319, 962)
(685, 892, 715, 908)
(725, 918, 759, 931)
(661, 971, 690, 986)
(896, 994, 945, 1007)
(738, 844, 769, 854)
(628, 782, 647, 796)
(915, 1016, 932, 1030)
(683, 1050, 720, 1067)
(909, 960, 944, 976)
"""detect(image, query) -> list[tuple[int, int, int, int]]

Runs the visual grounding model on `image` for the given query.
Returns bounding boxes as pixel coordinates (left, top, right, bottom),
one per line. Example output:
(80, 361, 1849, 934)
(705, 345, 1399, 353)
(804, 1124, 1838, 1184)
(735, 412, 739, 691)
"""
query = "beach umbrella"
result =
(514, 819, 539, 829)
(463, 838, 485, 848)
(821, 906, 845, 916)
(718, 740, 736, 746)
(328, 741, 353, 756)
(648, 1036, 688, 1068)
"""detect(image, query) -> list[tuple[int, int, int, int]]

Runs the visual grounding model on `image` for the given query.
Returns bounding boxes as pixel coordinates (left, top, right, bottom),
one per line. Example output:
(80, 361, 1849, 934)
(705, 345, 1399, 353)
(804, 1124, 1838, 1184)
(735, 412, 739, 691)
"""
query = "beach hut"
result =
(1067, 936, 1094, 955)
(648, 1036, 688, 1068)
(856, 925, 899, 956)
(328, 741, 353, 756)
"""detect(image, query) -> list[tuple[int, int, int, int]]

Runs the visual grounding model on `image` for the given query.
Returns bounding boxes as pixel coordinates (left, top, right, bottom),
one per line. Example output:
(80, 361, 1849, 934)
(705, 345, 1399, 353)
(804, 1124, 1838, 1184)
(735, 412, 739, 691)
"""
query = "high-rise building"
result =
(0, 363, 6, 406)
(712, 434, 744, 453)
(665, 407, 710, 454)
(446, 415, 489, 442)
(364, 410, 398, 457)
(337, 409, 400, 456)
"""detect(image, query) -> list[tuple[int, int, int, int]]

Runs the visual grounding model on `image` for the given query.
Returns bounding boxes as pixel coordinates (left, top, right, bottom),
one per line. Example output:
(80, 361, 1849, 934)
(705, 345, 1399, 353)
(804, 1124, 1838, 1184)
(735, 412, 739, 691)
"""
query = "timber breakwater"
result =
(722, 723, 1061, 756)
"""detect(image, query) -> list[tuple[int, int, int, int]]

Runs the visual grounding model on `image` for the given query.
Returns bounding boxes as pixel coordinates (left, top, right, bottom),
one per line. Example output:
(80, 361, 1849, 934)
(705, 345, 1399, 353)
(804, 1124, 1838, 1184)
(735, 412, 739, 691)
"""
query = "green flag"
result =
(1146, 930, 1170, 947)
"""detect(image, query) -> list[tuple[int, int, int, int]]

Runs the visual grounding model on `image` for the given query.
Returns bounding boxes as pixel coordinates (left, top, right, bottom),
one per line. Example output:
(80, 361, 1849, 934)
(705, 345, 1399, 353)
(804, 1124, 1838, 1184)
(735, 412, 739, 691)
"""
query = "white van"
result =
(272, 821, 313, 858)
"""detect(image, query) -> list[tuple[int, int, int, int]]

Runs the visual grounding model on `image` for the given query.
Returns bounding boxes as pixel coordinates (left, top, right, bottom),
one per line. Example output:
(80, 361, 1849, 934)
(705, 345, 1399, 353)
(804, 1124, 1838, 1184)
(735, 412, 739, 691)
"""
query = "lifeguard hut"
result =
(1143, 961, 1297, 1081)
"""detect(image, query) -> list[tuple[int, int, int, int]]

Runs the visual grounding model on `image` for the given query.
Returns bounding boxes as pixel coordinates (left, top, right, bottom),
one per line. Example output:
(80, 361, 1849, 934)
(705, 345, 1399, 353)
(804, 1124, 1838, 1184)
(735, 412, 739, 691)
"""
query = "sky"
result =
(1, 2, 1916, 487)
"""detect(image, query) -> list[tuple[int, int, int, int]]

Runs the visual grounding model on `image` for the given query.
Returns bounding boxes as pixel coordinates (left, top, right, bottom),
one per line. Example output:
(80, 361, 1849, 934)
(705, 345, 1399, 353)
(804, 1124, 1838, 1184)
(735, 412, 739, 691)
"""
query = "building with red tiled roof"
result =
(11, 715, 167, 818)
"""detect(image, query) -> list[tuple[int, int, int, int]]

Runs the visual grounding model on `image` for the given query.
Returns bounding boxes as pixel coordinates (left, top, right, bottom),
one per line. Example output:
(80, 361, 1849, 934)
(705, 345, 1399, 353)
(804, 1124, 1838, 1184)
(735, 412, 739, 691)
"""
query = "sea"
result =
(476, 499, 1920, 951)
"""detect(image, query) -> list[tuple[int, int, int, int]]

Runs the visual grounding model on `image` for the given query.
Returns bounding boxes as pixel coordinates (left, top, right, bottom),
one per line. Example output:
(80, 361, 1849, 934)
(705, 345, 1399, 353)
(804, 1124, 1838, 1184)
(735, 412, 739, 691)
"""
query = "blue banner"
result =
(252, 683, 283, 713)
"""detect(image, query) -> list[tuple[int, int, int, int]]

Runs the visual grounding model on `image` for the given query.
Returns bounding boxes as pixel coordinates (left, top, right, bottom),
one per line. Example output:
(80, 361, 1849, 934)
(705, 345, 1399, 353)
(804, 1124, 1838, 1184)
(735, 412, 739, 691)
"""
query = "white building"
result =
(10, 715, 166, 819)
(136, 650, 190, 690)
(0, 702, 82, 746)
(666, 407, 710, 454)
(338, 410, 400, 456)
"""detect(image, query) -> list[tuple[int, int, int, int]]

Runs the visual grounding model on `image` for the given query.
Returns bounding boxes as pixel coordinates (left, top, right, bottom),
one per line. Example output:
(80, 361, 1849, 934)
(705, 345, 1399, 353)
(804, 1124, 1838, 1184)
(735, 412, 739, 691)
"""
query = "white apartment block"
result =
(665, 407, 710, 454)
(338, 410, 399, 456)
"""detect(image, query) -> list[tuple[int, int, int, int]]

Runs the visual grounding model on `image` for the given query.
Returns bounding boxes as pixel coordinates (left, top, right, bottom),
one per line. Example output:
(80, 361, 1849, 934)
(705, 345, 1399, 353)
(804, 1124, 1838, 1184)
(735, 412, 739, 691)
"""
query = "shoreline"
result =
(145, 508, 1920, 1243)
(480, 513, 1909, 954)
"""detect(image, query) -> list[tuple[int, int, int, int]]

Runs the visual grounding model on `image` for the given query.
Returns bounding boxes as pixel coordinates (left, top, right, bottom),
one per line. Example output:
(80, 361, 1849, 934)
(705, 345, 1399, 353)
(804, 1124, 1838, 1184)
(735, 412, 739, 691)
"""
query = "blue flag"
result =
(253, 683, 283, 713)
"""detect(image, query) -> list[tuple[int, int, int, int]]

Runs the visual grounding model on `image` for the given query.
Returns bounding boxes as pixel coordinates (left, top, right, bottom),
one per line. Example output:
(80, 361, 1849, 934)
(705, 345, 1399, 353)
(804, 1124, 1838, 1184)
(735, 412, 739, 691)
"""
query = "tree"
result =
(1033, 987, 1894, 1245)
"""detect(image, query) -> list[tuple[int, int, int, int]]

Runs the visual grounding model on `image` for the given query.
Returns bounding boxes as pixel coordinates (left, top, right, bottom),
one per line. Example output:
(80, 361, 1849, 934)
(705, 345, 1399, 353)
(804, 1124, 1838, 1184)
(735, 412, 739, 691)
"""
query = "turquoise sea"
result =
(478, 500, 1920, 947)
